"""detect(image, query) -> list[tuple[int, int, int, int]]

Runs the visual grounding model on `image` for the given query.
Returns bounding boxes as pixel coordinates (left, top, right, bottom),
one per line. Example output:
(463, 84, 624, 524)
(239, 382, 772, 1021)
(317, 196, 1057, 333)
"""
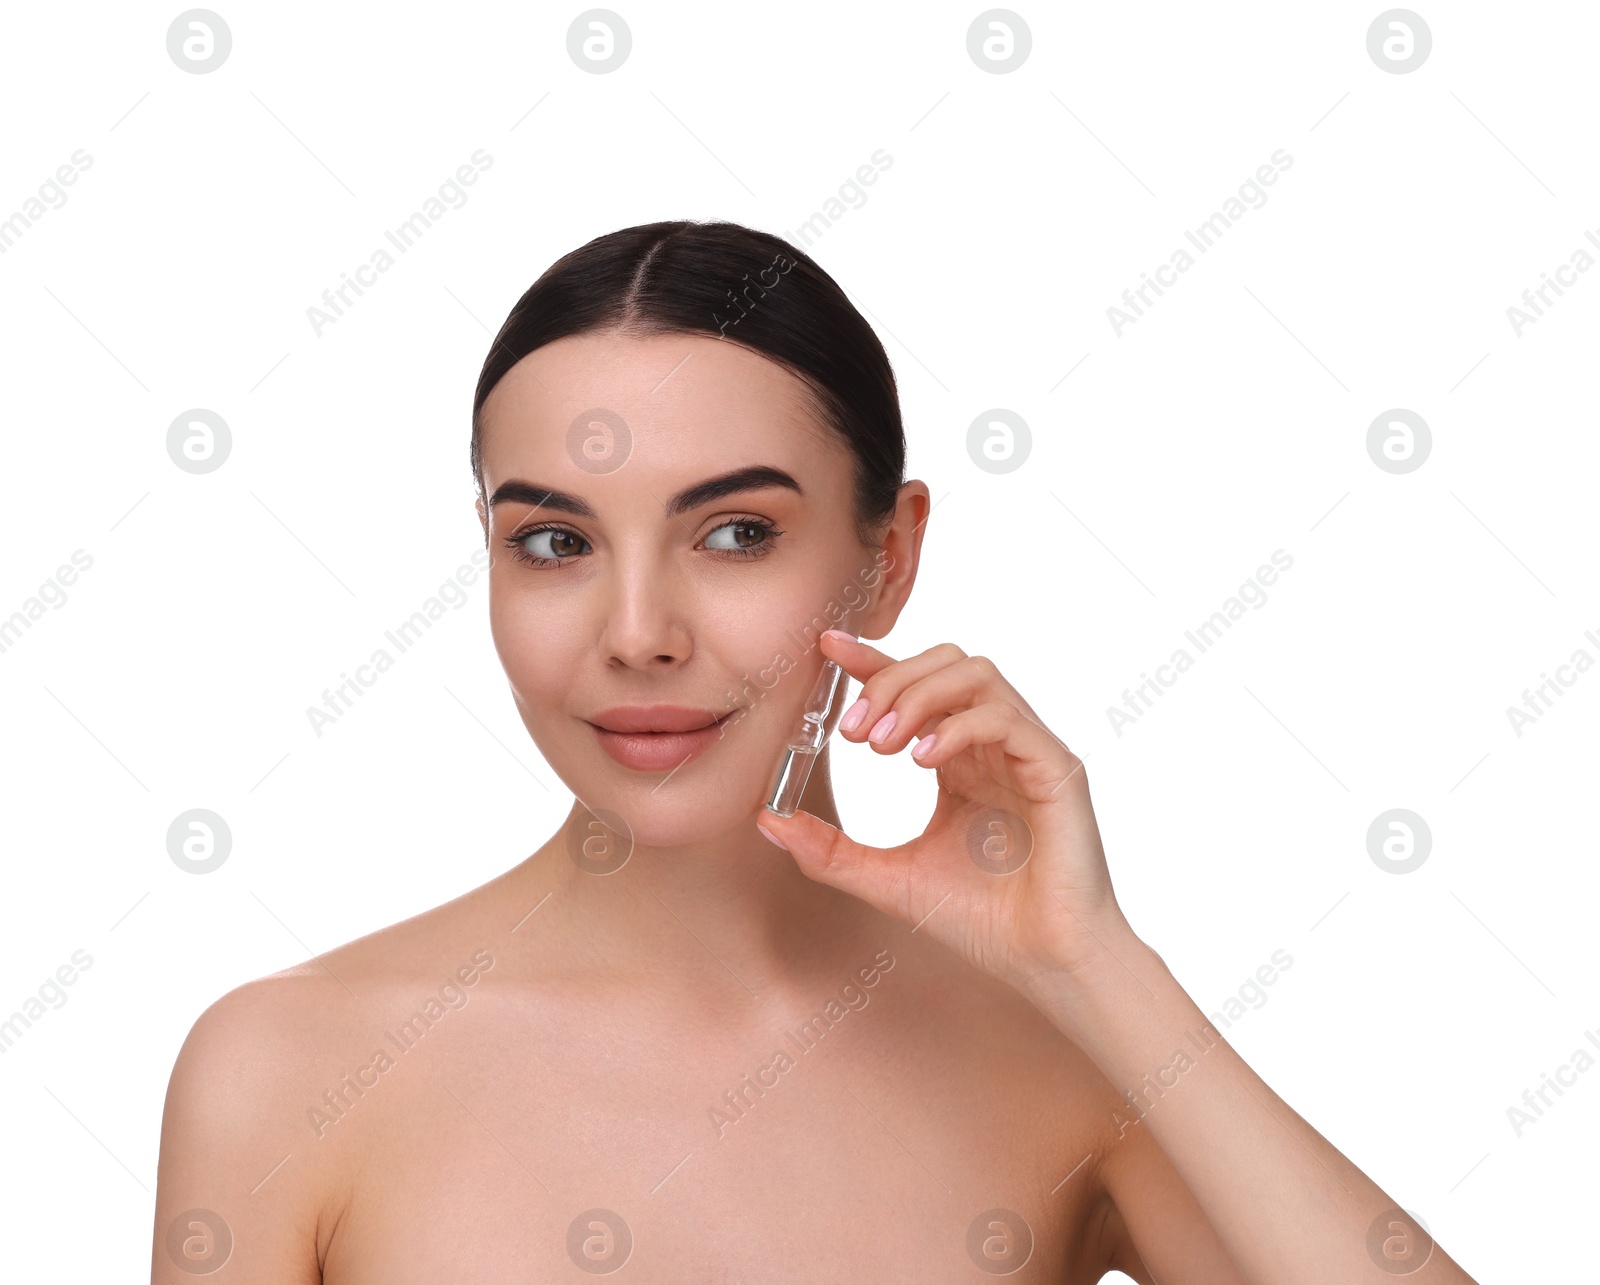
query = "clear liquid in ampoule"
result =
(765, 744, 821, 817)
(763, 653, 852, 818)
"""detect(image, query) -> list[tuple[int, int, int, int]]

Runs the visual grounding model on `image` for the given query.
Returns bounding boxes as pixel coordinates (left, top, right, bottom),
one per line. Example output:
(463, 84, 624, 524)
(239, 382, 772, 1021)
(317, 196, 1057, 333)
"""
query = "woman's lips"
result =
(589, 714, 731, 772)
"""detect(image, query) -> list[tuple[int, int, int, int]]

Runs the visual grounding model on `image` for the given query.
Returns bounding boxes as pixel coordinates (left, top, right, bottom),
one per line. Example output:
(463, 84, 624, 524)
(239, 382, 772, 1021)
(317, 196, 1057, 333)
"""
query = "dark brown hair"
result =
(471, 220, 905, 546)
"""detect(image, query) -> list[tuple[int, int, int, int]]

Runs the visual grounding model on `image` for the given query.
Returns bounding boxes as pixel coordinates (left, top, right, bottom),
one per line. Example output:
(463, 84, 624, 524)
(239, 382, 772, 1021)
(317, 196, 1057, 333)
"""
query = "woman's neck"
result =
(499, 750, 874, 998)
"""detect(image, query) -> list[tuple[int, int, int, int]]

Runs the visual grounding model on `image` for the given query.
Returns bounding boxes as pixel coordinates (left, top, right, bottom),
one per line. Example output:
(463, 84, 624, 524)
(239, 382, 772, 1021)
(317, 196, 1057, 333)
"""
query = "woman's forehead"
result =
(484, 328, 817, 424)
(479, 332, 841, 493)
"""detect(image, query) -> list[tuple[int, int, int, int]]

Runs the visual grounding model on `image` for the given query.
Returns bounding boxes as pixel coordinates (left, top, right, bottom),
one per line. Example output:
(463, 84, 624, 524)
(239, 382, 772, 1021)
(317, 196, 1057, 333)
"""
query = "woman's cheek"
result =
(755, 649, 797, 692)
(490, 592, 565, 703)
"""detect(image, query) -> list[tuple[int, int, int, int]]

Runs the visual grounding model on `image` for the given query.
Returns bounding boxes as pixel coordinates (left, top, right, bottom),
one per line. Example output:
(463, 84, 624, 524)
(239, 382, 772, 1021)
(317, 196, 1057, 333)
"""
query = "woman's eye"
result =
(517, 528, 590, 562)
(504, 519, 780, 569)
(704, 520, 774, 553)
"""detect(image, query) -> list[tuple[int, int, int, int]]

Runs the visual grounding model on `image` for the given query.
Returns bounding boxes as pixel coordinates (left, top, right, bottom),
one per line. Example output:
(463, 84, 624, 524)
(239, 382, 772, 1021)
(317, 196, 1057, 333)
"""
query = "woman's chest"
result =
(319, 981, 1114, 1282)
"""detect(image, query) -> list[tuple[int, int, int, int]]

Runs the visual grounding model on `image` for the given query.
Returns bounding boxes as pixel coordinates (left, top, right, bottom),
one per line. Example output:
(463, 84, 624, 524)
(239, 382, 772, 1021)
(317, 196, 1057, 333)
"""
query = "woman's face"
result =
(476, 327, 891, 847)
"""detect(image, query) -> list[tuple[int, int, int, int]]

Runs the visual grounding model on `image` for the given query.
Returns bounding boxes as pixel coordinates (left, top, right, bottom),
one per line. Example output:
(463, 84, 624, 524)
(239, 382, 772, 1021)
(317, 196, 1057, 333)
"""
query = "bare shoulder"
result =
(154, 970, 349, 1281)
(152, 874, 518, 1281)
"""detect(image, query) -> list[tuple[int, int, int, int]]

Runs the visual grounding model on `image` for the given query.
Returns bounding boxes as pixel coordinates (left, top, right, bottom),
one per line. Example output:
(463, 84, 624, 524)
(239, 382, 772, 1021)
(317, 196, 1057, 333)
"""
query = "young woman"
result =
(153, 221, 1479, 1283)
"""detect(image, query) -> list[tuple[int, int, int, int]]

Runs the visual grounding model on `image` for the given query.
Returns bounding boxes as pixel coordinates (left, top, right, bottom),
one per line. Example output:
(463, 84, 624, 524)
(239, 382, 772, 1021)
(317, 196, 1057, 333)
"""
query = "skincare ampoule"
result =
(764, 651, 854, 817)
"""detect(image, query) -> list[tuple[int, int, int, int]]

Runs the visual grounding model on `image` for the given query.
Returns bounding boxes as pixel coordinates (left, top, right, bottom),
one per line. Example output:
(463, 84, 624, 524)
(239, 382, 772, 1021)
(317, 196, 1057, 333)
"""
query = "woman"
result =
(153, 220, 1479, 1282)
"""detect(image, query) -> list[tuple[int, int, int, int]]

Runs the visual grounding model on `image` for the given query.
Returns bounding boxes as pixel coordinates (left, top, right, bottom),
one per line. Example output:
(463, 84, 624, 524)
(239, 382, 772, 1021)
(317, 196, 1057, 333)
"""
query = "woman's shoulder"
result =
(153, 874, 529, 1274)
(252, 860, 532, 998)
(166, 865, 528, 1102)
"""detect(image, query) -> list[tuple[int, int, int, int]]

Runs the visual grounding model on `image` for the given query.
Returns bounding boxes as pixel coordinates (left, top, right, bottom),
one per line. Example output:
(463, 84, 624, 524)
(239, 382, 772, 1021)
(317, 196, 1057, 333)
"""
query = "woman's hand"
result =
(758, 638, 1488, 1285)
(756, 630, 1135, 998)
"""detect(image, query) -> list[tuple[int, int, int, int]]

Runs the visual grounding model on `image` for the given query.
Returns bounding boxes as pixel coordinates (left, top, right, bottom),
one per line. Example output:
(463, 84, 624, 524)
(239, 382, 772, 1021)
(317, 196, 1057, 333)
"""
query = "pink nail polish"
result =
(840, 697, 869, 735)
(911, 733, 938, 761)
(868, 711, 897, 744)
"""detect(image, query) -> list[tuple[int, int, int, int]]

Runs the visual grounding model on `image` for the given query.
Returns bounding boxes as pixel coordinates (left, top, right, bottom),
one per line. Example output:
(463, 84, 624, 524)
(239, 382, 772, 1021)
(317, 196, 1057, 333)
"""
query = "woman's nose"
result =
(595, 566, 693, 668)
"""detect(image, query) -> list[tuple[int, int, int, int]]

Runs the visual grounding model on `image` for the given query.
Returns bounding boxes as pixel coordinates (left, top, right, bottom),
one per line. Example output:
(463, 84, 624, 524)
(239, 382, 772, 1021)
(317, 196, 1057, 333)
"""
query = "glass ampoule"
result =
(764, 646, 854, 818)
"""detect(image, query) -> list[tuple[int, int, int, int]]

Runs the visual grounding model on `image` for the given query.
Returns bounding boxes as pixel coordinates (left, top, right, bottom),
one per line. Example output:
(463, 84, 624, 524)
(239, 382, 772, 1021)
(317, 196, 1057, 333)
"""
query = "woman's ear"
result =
(858, 480, 931, 641)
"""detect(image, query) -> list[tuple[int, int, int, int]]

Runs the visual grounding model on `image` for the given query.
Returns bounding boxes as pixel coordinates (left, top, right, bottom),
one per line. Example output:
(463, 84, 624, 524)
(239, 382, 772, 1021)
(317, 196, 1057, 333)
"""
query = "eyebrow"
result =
(488, 464, 804, 520)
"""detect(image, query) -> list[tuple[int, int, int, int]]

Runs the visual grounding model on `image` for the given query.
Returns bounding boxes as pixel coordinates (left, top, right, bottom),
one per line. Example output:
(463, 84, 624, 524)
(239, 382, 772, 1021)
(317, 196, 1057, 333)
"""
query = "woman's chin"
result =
(564, 775, 769, 854)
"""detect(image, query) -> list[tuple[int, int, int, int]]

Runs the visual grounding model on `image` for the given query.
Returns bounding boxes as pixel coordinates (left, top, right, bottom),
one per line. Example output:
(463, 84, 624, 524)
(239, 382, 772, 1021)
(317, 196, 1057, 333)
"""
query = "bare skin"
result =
(152, 328, 1469, 1282)
(151, 800, 1183, 1282)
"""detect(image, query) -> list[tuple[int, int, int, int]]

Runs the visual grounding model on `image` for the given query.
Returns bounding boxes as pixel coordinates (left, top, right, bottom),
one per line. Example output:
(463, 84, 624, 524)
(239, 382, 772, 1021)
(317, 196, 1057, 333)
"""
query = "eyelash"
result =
(502, 516, 786, 570)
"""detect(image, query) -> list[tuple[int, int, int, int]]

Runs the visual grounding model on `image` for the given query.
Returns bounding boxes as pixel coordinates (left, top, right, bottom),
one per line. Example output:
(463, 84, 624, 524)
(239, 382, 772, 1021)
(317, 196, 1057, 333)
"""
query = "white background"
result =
(1, 1, 1594, 1279)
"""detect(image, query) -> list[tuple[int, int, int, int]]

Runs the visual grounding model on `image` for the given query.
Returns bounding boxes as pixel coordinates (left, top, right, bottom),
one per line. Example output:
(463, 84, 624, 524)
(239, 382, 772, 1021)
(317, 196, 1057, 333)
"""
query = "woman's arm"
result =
(759, 631, 1480, 1285)
(152, 977, 330, 1284)
(1027, 911, 1463, 1284)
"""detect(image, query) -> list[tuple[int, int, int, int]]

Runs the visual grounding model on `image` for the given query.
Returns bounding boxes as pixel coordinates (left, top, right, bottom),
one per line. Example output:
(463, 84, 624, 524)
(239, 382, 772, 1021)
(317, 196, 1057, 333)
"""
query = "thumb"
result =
(756, 808, 908, 918)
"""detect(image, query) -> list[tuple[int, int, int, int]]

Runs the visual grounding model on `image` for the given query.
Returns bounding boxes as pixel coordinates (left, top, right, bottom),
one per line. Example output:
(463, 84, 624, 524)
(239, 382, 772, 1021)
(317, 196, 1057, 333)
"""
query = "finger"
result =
(855, 654, 1020, 754)
(817, 629, 900, 684)
(885, 653, 1066, 762)
(908, 701, 1083, 802)
(756, 807, 919, 924)
(826, 638, 971, 741)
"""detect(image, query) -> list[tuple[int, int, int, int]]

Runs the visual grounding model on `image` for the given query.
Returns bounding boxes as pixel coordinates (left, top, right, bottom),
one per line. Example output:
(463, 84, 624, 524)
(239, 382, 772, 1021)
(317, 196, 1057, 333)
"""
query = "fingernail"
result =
(911, 733, 938, 761)
(868, 711, 897, 744)
(757, 821, 789, 850)
(821, 628, 854, 643)
(840, 697, 869, 734)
